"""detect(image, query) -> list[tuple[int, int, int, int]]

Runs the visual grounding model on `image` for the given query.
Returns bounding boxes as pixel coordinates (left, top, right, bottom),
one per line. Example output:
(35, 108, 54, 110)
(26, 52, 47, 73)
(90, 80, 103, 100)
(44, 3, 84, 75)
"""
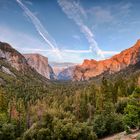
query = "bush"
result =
(93, 113, 124, 138)
(123, 90, 140, 129)
(115, 99, 128, 114)
(23, 111, 97, 140)
(124, 125, 131, 134)
(0, 123, 16, 140)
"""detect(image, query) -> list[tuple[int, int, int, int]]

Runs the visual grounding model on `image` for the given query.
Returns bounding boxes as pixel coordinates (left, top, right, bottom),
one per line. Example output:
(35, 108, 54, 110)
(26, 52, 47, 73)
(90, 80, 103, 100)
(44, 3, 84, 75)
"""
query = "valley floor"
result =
(101, 130, 140, 140)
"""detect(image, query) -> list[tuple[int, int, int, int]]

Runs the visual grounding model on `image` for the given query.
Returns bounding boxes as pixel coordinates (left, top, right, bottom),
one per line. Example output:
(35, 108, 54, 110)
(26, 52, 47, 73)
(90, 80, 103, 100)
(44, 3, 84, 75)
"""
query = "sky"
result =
(0, 0, 140, 63)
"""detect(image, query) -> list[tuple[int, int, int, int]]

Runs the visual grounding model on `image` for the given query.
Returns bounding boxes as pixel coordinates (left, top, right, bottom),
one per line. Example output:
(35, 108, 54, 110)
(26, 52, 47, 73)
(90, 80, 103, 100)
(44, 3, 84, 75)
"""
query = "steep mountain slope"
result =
(0, 42, 48, 87)
(0, 42, 29, 71)
(73, 39, 140, 81)
(24, 54, 56, 79)
(88, 58, 140, 86)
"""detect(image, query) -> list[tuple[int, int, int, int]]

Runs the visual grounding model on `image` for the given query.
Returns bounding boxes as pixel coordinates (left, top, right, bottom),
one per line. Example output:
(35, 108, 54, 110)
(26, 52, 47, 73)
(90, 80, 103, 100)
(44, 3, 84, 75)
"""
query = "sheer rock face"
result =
(0, 42, 29, 71)
(73, 40, 140, 81)
(24, 54, 56, 79)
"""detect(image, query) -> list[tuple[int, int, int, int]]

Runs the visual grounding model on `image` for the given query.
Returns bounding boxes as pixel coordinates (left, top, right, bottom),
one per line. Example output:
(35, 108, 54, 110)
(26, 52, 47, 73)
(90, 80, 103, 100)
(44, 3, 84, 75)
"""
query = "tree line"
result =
(0, 74, 140, 140)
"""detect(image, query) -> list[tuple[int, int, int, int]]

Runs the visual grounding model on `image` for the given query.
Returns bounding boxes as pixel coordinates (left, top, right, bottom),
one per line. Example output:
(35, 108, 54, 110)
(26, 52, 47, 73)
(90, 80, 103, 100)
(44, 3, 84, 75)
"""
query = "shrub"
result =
(123, 88, 140, 129)
(124, 125, 131, 134)
(115, 99, 128, 114)
(93, 113, 124, 138)
(0, 123, 16, 140)
(23, 111, 97, 140)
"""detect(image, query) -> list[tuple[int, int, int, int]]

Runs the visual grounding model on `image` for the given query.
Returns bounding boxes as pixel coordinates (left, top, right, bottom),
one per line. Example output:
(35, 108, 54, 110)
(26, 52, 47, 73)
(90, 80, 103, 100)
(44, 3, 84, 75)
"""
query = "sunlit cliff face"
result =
(73, 40, 140, 81)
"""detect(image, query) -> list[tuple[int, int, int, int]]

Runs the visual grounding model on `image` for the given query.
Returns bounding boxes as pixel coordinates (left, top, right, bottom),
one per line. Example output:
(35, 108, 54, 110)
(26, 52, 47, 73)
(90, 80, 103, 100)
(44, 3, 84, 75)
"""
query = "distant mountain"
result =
(50, 62, 76, 80)
(73, 39, 140, 81)
(2, 39, 140, 82)
(24, 54, 56, 80)
(57, 66, 75, 80)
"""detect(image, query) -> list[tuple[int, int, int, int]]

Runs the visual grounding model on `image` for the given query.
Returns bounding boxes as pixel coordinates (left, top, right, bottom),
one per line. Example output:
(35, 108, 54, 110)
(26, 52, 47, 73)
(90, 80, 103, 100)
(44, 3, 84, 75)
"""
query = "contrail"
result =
(57, 0, 105, 59)
(16, 0, 62, 58)
(16, 0, 117, 60)
(21, 48, 119, 55)
(64, 50, 119, 55)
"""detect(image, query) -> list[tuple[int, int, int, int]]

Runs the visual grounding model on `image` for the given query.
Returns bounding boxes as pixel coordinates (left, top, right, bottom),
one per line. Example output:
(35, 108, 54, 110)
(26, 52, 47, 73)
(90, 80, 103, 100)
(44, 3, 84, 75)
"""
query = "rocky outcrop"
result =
(74, 40, 140, 81)
(0, 66, 16, 77)
(0, 41, 50, 85)
(24, 54, 56, 79)
(0, 42, 29, 71)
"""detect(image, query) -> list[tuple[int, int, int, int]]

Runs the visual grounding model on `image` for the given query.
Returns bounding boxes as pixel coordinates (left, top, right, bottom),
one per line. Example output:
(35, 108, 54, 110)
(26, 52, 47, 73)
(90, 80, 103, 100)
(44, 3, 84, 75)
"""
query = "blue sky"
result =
(0, 0, 140, 63)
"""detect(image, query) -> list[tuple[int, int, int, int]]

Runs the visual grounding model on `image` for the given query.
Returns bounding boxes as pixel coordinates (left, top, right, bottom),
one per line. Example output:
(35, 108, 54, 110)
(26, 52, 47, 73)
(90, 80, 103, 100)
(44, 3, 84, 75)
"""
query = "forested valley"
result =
(0, 71, 140, 140)
(1, 0, 140, 139)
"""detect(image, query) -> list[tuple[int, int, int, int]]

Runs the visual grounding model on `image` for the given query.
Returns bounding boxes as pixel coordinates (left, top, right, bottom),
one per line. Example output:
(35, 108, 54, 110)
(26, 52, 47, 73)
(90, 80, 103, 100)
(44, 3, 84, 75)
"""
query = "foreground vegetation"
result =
(0, 69, 140, 139)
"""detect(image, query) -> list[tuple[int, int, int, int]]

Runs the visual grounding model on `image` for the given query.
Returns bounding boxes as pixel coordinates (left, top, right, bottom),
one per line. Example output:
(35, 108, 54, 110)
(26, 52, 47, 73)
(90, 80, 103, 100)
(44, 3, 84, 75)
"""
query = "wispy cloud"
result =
(57, 0, 105, 59)
(119, 2, 132, 16)
(62, 49, 119, 55)
(0, 0, 119, 63)
(16, 0, 62, 58)
(73, 35, 81, 41)
(87, 6, 113, 23)
(0, 24, 119, 64)
(24, 0, 33, 6)
(89, 2, 132, 26)
(0, 25, 47, 52)
(21, 48, 119, 55)
(102, 51, 119, 55)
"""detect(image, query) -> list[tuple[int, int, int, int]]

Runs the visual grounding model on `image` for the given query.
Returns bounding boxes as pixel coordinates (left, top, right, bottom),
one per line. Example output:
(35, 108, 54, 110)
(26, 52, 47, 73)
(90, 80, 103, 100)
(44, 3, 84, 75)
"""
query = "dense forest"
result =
(0, 67, 140, 140)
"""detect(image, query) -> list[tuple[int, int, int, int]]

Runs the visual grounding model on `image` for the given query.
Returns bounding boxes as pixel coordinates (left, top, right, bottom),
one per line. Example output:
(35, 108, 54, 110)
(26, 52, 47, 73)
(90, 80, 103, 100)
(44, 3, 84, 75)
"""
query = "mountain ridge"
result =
(0, 42, 49, 87)
(1, 39, 140, 81)
(0, 41, 29, 71)
(24, 53, 56, 79)
(73, 39, 140, 81)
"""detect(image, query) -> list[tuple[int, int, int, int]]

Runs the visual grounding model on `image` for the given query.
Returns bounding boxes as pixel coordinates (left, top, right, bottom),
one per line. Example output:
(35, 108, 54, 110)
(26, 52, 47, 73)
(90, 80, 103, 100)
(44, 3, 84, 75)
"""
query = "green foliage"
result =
(23, 111, 97, 140)
(0, 113, 8, 124)
(93, 112, 124, 137)
(0, 87, 8, 124)
(123, 87, 140, 129)
(124, 125, 131, 134)
(115, 99, 128, 114)
(0, 59, 140, 139)
(0, 87, 8, 112)
(0, 123, 16, 140)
